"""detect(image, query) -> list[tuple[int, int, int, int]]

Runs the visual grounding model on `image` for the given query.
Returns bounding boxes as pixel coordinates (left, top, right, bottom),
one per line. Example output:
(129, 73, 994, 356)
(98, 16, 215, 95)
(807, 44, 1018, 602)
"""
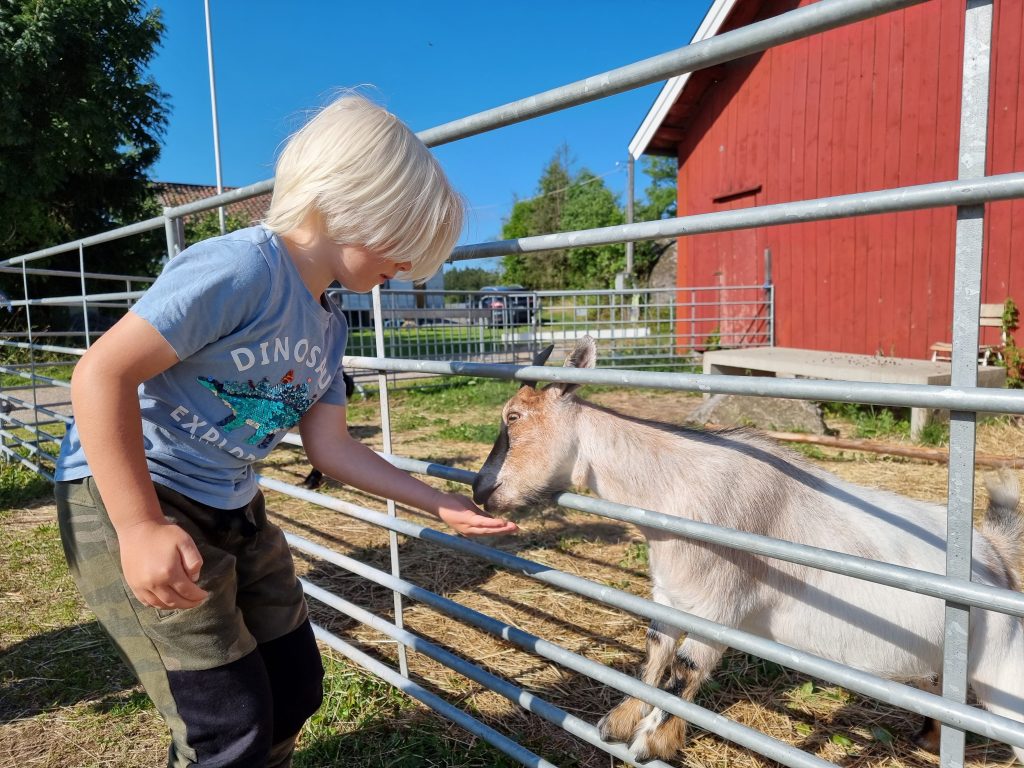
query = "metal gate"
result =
(2, 1, 1023, 766)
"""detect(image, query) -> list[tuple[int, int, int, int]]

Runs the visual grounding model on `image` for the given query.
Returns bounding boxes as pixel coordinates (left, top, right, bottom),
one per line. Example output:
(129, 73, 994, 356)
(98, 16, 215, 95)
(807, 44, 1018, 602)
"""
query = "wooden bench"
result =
(702, 346, 1007, 439)
(929, 303, 1005, 364)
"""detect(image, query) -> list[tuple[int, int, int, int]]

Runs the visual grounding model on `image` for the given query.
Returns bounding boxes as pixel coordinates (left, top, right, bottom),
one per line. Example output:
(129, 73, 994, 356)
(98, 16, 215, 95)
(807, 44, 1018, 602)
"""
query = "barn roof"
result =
(151, 182, 272, 225)
(629, 0, 743, 159)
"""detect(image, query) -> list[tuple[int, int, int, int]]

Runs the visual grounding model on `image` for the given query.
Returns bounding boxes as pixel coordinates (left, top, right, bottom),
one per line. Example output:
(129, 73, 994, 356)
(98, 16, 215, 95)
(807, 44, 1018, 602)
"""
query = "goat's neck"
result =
(571, 402, 686, 507)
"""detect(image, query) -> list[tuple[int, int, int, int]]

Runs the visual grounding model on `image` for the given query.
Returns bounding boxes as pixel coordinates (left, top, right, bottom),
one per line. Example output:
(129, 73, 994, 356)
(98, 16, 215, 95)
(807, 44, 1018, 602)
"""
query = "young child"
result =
(54, 92, 518, 768)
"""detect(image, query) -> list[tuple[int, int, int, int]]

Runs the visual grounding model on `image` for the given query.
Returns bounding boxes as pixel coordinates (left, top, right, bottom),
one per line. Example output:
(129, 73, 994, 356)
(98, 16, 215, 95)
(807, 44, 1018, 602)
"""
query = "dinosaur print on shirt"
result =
(198, 370, 314, 449)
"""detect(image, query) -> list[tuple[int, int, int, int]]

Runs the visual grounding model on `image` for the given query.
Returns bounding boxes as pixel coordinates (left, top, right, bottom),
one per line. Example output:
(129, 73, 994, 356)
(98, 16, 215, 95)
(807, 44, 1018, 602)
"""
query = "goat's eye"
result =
(506, 412, 521, 424)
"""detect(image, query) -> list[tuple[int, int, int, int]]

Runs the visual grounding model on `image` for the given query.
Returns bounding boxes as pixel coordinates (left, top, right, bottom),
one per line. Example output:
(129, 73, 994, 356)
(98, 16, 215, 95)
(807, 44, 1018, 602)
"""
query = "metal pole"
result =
(371, 284, 409, 677)
(625, 154, 635, 277)
(204, 0, 226, 235)
(164, 213, 183, 261)
(78, 244, 91, 348)
(942, 2, 993, 766)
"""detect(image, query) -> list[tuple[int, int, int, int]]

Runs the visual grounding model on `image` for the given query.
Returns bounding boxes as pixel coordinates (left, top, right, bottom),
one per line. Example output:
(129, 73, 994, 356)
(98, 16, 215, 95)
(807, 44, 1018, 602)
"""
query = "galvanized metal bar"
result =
(7, 289, 148, 307)
(450, 172, 1024, 262)
(308, 623, 559, 768)
(0, 265, 156, 282)
(942, 2, 994, 765)
(343, 355, 1024, 414)
(163, 178, 274, 219)
(370, 284, 409, 677)
(379, 453, 1024, 619)
(300, 579, 677, 768)
(0, 340, 83, 357)
(0, 400, 71, 426)
(417, 0, 925, 147)
(0, 367, 73, 387)
(258, 476, 1024, 748)
(1, 215, 166, 268)
(291, 534, 837, 768)
(0, 443, 53, 480)
(164, 214, 184, 261)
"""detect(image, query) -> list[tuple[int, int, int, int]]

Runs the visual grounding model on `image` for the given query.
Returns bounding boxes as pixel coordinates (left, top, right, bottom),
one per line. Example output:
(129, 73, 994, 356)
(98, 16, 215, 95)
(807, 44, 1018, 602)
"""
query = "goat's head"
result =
(472, 336, 597, 513)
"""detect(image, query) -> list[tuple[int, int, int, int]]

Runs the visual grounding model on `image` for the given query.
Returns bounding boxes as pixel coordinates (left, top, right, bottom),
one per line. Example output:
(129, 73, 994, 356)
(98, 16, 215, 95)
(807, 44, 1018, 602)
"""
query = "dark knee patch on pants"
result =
(259, 620, 324, 741)
(167, 651, 273, 765)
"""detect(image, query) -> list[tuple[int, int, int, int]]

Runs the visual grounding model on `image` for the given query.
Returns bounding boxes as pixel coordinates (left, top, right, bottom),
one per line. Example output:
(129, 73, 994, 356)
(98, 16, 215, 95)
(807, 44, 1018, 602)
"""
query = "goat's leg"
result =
(628, 636, 724, 761)
(967, 610, 1024, 764)
(597, 621, 682, 743)
(911, 676, 941, 753)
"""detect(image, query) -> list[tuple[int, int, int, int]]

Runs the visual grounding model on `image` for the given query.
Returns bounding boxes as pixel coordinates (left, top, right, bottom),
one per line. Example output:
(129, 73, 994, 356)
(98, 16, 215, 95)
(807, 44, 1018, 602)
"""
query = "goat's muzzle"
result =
(473, 423, 510, 507)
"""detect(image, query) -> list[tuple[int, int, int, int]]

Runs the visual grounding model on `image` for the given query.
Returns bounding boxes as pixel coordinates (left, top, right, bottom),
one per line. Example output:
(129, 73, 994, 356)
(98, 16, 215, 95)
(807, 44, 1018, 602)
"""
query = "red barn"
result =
(631, 0, 1024, 358)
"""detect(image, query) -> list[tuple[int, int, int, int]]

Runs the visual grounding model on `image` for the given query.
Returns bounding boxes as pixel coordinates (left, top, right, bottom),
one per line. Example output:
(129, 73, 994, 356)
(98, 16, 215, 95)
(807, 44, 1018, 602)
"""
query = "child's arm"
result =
(70, 312, 208, 610)
(299, 400, 519, 536)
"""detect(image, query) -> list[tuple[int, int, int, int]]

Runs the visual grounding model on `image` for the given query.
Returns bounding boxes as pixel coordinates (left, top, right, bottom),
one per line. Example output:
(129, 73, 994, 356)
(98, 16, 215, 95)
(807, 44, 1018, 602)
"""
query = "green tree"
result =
(501, 146, 572, 289)
(501, 146, 628, 289)
(630, 155, 678, 283)
(184, 210, 252, 247)
(562, 170, 625, 288)
(0, 0, 169, 291)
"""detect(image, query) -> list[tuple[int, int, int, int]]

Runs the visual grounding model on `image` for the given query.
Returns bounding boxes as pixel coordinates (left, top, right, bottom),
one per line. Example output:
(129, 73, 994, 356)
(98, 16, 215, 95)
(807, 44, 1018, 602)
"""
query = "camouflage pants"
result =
(55, 477, 324, 768)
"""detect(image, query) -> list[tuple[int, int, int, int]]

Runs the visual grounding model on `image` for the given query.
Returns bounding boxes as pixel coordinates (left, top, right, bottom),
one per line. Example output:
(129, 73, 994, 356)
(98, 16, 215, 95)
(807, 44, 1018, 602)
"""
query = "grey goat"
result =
(472, 336, 1024, 763)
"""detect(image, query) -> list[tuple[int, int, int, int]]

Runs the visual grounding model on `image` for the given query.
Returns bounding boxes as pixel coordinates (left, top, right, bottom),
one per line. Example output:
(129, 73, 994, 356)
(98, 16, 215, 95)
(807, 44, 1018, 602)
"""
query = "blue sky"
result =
(145, 1, 712, 268)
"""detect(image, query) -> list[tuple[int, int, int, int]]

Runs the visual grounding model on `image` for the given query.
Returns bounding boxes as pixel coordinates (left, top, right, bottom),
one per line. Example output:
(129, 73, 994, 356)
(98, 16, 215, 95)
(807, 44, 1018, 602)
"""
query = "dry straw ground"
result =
(3, 384, 1023, 767)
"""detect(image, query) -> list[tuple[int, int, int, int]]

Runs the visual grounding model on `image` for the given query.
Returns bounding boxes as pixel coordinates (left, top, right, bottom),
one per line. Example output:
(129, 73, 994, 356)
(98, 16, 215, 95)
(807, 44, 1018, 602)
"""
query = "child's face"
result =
(335, 244, 412, 293)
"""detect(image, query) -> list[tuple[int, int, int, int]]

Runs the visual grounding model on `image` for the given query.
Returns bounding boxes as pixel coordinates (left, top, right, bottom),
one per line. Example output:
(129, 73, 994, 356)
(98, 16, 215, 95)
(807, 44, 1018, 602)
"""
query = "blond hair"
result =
(264, 92, 464, 283)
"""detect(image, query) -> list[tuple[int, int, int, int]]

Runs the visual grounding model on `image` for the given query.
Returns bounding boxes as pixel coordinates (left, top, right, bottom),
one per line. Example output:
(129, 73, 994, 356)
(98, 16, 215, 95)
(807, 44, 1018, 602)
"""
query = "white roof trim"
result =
(628, 0, 740, 159)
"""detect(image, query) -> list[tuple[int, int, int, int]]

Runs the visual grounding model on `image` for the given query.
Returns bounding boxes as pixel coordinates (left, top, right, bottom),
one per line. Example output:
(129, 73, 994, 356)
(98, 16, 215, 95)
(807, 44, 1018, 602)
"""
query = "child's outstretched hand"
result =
(117, 520, 209, 609)
(437, 493, 519, 536)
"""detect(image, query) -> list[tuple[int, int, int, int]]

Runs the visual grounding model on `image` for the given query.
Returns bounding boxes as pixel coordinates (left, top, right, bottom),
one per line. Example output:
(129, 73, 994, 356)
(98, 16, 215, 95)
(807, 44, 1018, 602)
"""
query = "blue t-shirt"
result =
(56, 225, 349, 508)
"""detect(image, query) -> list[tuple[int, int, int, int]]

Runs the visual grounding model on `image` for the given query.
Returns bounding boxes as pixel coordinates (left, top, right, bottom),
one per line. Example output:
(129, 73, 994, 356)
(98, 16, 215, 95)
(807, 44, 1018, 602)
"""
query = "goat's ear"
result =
(520, 344, 556, 389)
(565, 335, 597, 370)
(549, 335, 596, 396)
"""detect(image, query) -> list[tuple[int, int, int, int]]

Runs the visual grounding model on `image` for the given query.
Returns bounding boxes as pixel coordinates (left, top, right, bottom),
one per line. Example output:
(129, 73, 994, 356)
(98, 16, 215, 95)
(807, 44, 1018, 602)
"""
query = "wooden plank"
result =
(927, 0, 962, 356)
(865, 14, 892, 356)
(880, 9, 906, 356)
(832, 22, 857, 353)
(853, 16, 877, 356)
(984, 0, 1022, 346)
(791, 30, 812, 348)
(908, 2, 942, 359)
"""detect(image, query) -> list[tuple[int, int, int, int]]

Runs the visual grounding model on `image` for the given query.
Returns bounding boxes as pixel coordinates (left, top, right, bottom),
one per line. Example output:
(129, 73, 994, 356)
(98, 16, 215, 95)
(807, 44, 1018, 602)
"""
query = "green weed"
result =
(437, 422, 500, 444)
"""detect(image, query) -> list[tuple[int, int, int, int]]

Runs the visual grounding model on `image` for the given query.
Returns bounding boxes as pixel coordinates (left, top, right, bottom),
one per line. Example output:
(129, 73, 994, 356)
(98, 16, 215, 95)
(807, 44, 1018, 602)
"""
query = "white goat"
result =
(472, 336, 1024, 763)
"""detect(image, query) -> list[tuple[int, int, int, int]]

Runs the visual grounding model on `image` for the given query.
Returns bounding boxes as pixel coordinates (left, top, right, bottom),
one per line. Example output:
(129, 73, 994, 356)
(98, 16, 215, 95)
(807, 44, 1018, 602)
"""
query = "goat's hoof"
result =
(597, 713, 628, 743)
(912, 717, 941, 754)
(597, 700, 649, 744)
(629, 710, 687, 761)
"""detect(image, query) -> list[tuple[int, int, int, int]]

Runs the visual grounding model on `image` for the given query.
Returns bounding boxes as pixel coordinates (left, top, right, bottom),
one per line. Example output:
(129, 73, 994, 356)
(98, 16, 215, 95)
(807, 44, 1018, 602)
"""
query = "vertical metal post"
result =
(941, 2, 992, 766)
(20, 263, 40, 450)
(164, 213, 184, 261)
(204, 0, 226, 235)
(78, 243, 91, 348)
(625, 154, 635, 278)
(372, 283, 409, 677)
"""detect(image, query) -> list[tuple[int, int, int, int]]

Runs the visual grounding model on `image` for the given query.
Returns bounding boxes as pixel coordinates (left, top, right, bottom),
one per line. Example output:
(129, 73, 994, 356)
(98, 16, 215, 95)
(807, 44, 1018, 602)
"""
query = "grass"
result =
(297, 656, 523, 768)
(822, 402, 912, 440)
(0, 460, 52, 508)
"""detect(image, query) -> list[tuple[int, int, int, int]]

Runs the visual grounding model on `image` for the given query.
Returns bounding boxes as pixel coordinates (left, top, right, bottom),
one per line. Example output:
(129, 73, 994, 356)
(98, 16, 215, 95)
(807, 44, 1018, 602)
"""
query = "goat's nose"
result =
(472, 477, 499, 507)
